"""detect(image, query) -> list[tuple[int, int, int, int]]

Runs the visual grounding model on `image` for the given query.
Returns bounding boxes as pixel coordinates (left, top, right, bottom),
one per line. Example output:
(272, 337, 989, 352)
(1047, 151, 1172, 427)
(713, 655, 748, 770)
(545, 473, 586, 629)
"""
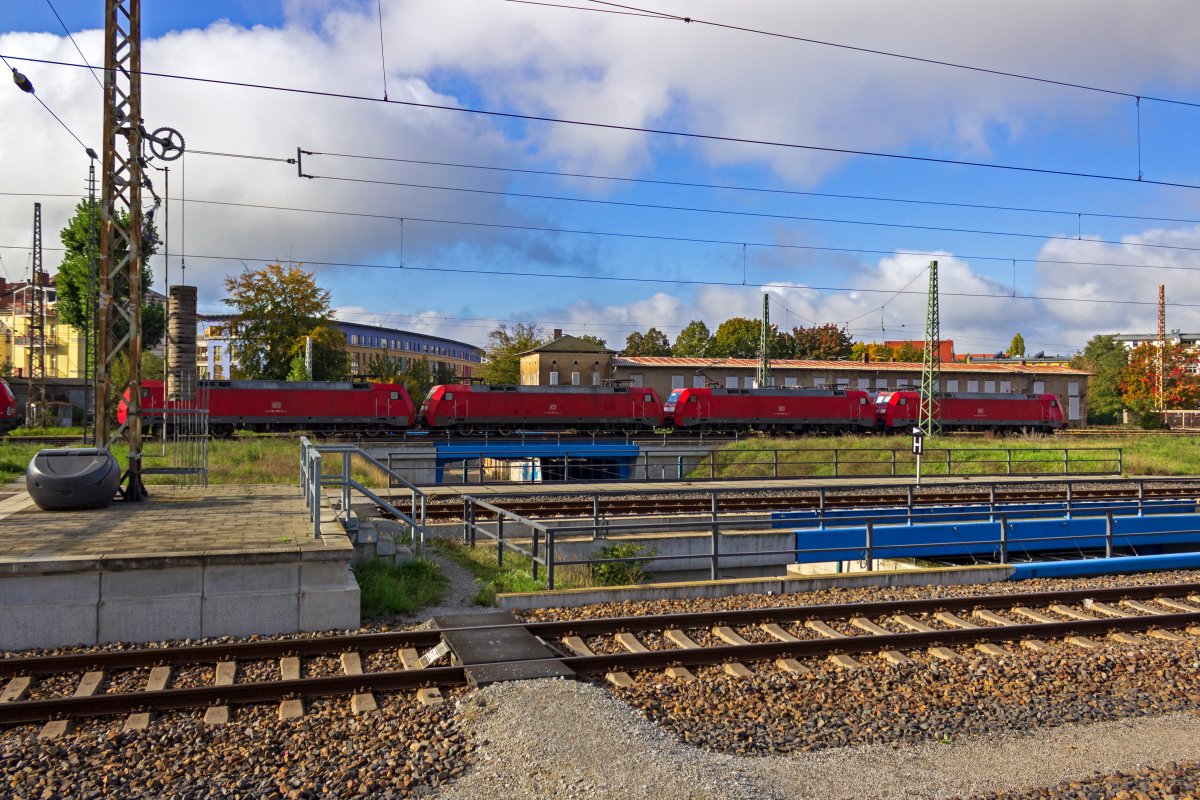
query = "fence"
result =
(299, 438, 429, 556)
(459, 477, 1198, 589)
(433, 444, 1122, 486)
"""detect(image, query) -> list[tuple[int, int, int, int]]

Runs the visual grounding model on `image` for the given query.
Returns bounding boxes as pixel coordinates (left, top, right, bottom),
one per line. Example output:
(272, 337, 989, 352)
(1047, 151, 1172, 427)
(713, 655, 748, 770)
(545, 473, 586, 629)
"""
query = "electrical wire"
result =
(304, 170, 1200, 256)
(304, 148, 1200, 226)
(577, 0, 1200, 110)
(9, 190, 1200, 277)
(43, 0, 103, 89)
(0, 55, 94, 156)
(6, 53, 1200, 191)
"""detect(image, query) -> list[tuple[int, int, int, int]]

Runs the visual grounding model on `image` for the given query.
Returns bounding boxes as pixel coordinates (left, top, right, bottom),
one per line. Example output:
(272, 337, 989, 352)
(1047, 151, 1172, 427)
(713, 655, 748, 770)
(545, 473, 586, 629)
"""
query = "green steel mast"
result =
(758, 293, 772, 388)
(918, 260, 941, 435)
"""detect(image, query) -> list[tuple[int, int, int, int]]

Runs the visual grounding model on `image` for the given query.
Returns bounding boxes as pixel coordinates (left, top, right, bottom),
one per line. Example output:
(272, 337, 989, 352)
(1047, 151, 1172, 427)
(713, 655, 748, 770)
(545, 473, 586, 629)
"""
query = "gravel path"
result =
(436, 678, 1200, 800)
(401, 551, 481, 626)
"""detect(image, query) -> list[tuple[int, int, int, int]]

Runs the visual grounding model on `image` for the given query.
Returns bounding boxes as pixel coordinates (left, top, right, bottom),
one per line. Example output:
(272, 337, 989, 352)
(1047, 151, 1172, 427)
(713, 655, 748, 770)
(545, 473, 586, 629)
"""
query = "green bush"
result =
(353, 558, 448, 618)
(589, 542, 655, 586)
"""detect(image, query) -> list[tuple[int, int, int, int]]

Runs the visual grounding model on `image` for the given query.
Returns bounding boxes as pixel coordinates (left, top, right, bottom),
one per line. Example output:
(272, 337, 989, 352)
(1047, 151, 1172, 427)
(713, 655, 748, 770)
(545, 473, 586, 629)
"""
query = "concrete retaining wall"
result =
(0, 518, 359, 651)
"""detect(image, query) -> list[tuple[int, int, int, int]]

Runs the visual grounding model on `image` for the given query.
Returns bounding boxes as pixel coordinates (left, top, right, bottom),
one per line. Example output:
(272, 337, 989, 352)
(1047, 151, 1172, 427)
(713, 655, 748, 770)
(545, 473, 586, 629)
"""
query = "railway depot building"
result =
(518, 337, 1091, 427)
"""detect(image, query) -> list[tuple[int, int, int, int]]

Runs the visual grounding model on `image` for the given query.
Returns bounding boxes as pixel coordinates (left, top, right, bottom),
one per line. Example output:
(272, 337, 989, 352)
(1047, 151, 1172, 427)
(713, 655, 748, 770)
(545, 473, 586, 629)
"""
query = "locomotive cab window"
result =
(688, 396, 697, 404)
(1049, 399, 1058, 407)
(898, 398, 907, 406)
(444, 392, 454, 401)
(390, 391, 400, 400)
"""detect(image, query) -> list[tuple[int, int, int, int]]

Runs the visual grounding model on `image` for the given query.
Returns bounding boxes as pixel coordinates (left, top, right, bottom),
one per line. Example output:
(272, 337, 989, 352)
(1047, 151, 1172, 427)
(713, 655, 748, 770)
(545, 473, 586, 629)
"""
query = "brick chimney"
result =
(553, 329, 563, 339)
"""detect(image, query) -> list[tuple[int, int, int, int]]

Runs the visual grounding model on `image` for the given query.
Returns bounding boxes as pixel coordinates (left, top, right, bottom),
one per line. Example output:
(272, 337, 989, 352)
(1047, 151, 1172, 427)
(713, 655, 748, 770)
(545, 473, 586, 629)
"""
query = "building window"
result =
(693, 376, 706, 388)
(630, 374, 644, 387)
(946, 379, 959, 392)
(812, 374, 826, 388)
(967, 380, 979, 392)
(874, 378, 888, 389)
(671, 374, 685, 389)
(1000, 380, 1011, 392)
(984, 380, 996, 393)
(857, 378, 870, 389)
(549, 371, 559, 385)
(213, 345, 222, 363)
(726, 376, 738, 389)
(784, 377, 797, 387)
(1034, 381, 1045, 394)
(571, 371, 580, 385)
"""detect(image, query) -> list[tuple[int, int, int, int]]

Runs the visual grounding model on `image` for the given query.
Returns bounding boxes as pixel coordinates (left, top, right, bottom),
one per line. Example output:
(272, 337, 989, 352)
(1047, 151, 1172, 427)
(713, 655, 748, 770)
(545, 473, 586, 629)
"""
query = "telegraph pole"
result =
(918, 260, 941, 436)
(97, 0, 146, 499)
(1157, 284, 1166, 411)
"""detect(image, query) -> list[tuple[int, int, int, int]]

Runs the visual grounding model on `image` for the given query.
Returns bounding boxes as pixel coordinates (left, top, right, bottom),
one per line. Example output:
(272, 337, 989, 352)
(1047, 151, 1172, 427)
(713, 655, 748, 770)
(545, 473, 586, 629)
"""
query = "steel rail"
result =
(558, 611, 1200, 674)
(421, 484, 1200, 520)
(4, 609, 1199, 727)
(0, 665, 469, 725)
(6, 582, 1199, 678)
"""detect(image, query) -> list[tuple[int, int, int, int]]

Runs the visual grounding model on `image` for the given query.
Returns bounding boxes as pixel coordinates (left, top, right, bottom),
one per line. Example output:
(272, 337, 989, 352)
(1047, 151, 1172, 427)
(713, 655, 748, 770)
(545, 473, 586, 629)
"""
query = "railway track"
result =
(418, 481, 1200, 521)
(3, 582, 1200, 732)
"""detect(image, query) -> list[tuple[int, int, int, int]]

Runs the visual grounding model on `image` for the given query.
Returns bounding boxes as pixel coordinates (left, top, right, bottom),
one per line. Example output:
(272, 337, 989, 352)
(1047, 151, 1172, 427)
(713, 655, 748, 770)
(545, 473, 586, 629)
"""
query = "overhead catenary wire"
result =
(1, 54, 94, 156)
(302, 170, 1200, 256)
(6, 54, 1200, 191)
(574, 0, 1200, 110)
(303, 148, 1200, 226)
(8, 190, 1200, 277)
(43, 0, 104, 89)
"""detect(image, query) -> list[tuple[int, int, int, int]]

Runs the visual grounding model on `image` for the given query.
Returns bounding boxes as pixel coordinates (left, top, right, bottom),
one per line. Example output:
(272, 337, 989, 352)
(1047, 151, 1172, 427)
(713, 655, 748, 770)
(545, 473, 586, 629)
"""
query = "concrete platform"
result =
(0, 485, 359, 651)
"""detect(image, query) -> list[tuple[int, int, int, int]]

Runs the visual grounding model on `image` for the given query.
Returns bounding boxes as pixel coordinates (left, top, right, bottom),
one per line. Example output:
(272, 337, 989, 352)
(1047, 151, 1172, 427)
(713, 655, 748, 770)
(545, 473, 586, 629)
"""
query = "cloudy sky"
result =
(3, 1, 1200, 355)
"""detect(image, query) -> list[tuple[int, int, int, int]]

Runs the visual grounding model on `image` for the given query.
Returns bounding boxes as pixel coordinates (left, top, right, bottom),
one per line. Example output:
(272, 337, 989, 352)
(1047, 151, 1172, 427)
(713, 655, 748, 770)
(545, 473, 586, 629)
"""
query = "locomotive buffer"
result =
(431, 610, 574, 687)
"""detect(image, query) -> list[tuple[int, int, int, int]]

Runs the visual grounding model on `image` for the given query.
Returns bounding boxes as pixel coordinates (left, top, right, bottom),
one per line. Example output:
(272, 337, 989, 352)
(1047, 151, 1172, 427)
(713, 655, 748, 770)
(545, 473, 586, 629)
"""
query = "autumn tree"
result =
(892, 342, 922, 362)
(576, 334, 608, 348)
(1071, 334, 1127, 424)
(363, 352, 402, 382)
(480, 322, 545, 384)
(624, 327, 672, 356)
(1120, 341, 1200, 426)
(791, 324, 854, 360)
(392, 359, 456, 406)
(672, 320, 712, 357)
(55, 197, 165, 350)
(1009, 332, 1026, 358)
(222, 263, 346, 380)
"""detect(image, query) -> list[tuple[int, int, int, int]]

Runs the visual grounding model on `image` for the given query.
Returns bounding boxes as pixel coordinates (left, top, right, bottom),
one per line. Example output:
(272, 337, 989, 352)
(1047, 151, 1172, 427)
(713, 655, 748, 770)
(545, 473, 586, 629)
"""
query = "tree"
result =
(480, 322, 545, 384)
(1120, 341, 1200, 425)
(673, 320, 711, 357)
(286, 354, 310, 382)
(362, 353, 401, 383)
(893, 342, 922, 362)
(55, 197, 165, 350)
(394, 359, 456, 406)
(791, 324, 854, 360)
(709, 317, 787, 359)
(1071, 334, 1127, 424)
(623, 327, 672, 356)
(1009, 332, 1026, 358)
(576, 334, 608, 349)
(222, 263, 345, 380)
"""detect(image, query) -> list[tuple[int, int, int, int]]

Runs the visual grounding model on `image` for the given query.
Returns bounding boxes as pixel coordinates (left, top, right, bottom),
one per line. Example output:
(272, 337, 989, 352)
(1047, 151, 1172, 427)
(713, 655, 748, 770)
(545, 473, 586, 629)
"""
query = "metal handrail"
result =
(458, 480, 1200, 588)
(299, 437, 429, 556)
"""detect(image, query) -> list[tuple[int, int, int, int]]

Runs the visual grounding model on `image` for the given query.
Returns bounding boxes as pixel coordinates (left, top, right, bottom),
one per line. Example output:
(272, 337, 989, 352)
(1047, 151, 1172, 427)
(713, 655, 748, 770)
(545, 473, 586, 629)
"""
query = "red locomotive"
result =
(0, 379, 19, 433)
(663, 386, 875, 434)
(419, 384, 665, 434)
(120, 379, 416, 437)
(874, 390, 1064, 434)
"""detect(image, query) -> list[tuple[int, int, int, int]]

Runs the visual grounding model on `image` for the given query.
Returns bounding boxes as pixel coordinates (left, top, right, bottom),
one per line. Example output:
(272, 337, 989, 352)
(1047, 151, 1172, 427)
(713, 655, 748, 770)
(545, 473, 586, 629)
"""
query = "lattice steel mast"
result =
(97, 0, 146, 499)
(27, 202, 47, 427)
(918, 260, 941, 435)
(757, 292, 772, 388)
(1157, 284, 1166, 411)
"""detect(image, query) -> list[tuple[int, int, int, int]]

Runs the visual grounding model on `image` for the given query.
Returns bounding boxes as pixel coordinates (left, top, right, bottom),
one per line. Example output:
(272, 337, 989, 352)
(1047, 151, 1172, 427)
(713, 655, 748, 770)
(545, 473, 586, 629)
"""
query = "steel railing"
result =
(300, 437, 429, 556)
(458, 477, 1200, 589)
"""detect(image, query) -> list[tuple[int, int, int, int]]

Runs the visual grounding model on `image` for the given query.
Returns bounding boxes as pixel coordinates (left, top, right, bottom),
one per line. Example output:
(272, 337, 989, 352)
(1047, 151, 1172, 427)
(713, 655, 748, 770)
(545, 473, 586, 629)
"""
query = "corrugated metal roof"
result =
(614, 356, 1089, 375)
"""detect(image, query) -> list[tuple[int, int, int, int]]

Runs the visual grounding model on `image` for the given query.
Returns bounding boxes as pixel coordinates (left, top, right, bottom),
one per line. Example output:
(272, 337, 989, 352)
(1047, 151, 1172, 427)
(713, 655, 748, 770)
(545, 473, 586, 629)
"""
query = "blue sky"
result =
(4, 1, 1200, 355)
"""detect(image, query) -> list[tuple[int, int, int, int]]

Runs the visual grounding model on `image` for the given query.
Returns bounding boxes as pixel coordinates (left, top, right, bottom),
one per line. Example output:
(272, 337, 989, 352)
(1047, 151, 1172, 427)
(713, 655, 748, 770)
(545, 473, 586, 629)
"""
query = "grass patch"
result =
(694, 434, 1148, 479)
(353, 558, 448, 618)
(433, 540, 590, 605)
(0, 435, 394, 486)
(5, 426, 85, 438)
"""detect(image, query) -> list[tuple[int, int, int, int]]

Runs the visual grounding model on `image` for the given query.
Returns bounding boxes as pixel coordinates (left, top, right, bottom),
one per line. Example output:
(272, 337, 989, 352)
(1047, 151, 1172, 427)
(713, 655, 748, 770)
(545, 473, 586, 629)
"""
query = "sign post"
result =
(912, 427, 925, 486)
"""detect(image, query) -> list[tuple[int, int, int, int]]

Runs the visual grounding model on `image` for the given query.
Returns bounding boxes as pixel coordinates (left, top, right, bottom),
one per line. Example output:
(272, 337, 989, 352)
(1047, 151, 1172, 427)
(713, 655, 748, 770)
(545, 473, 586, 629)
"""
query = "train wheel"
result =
(497, 425, 515, 436)
(455, 426, 476, 437)
(209, 424, 234, 439)
(317, 427, 339, 438)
